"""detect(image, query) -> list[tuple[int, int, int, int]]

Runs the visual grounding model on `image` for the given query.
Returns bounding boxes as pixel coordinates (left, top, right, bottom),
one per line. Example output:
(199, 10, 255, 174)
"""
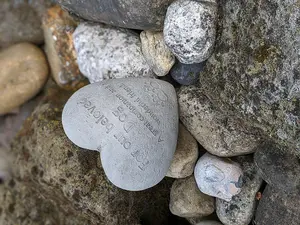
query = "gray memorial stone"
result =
(62, 78, 179, 191)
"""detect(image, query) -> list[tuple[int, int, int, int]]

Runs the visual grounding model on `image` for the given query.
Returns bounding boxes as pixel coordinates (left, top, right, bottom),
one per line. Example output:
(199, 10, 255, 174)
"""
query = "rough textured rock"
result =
(216, 156, 263, 225)
(167, 123, 198, 178)
(164, 0, 217, 64)
(0, 43, 48, 115)
(140, 31, 175, 76)
(254, 185, 300, 225)
(170, 60, 205, 85)
(169, 176, 215, 218)
(178, 86, 262, 157)
(73, 23, 154, 83)
(194, 153, 243, 201)
(0, 81, 174, 225)
(198, 0, 300, 153)
(43, 5, 85, 90)
(57, 0, 173, 30)
(254, 142, 300, 193)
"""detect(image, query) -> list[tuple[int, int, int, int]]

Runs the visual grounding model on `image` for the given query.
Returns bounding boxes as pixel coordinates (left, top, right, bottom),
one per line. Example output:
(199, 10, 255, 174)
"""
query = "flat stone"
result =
(167, 123, 199, 178)
(254, 185, 300, 225)
(164, 0, 217, 64)
(43, 5, 85, 90)
(178, 86, 262, 157)
(254, 142, 300, 193)
(62, 78, 178, 191)
(57, 0, 173, 30)
(216, 156, 263, 225)
(169, 176, 215, 218)
(140, 31, 175, 77)
(73, 23, 154, 83)
(0, 43, 48, 115)
(194, 153, 243, 201)
(170, 60, 206, 85)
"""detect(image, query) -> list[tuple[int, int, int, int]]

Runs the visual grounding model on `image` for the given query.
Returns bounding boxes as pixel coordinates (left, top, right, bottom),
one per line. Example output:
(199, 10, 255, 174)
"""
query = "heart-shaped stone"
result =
(62, 78, 179, 191)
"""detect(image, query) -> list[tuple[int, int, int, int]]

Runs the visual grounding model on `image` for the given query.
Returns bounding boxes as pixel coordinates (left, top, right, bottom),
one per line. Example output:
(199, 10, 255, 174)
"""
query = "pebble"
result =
(73, 23, 155, 83)
(194, 153, 243, 201)
(43, 6, 84, 90)
(216, 156, 263, 225)
(140, 31, 175, 77)
(62, 78, 178, 191)
(169, 176, 215, 218)
(167, 123, 198, 178)
(57, 0, 173, 30)
(196, 221, 223, 225)
(254, 142, 300, 193)
(164, 0, 217, 64)
(170, 60, 206, 85)
(178, 86, 262, 157)
(254, 185, 300, 225)
(0, 43, 48, 115)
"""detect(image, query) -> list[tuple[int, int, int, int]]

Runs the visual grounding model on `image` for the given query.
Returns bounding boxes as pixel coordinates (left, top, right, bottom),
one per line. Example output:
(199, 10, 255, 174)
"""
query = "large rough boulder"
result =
(0, 82, 173, 225)
(198, 0, 300, 153)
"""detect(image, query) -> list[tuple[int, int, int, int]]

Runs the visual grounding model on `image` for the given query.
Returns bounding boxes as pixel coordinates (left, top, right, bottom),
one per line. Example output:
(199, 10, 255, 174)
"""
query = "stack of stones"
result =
(0, 0, 299, 225)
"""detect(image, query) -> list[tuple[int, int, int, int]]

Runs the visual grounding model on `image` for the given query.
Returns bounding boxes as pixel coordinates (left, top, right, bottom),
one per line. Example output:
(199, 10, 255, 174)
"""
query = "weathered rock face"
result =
(57, 0, 174, 30)
(198, 0, 300, 152)
(0, 82, 173, 225)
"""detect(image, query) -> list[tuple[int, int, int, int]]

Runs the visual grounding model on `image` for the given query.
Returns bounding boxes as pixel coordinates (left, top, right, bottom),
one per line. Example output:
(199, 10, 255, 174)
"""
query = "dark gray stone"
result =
(254, 185, 300, 225)
(170, 61, 206, 85)
(57, 0, 173, 30)
(62, 78, 178, 191)
(254, 142, 300, 193)
(197, 0, 300, 153)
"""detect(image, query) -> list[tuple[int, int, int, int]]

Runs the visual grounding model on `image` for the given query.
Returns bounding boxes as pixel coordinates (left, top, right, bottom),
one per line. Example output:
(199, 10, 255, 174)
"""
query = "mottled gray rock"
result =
(216, 156, 263, 225)
(196, 221, 223, 225)
(167, 123, 198, 178)
(170, 176, 215, 218)
(254, 142, 300, 193)
(170, 60, 205, 85)
(178, 86, 262, 157)
(198, 0, 300, 152)
(73, 23, 154, 83)
(62, 78, 178, 191)
(194, 153, 243, 201)
(57, 0, 173, 30)
(164, 0, 217, 64)
(140, 31, 175, 76)
(254, 185, 300, 225)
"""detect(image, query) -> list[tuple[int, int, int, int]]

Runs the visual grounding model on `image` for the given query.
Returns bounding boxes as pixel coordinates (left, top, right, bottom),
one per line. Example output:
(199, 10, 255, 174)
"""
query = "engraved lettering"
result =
(123, 122, 135, 133)
(114, 133, 132, 150)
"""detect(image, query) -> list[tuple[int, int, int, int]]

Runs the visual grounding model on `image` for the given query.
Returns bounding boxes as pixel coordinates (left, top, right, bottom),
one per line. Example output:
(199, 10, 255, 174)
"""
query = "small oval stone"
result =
(62, 78, 179, 191)
(194, 153, 243, 201)
(0, 43, 48, 115)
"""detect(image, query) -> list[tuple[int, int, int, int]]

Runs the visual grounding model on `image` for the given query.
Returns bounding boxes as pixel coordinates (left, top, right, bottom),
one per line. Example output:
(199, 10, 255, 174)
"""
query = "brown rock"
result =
(0, 43, 48, 115)
(43, 5, 85, 90)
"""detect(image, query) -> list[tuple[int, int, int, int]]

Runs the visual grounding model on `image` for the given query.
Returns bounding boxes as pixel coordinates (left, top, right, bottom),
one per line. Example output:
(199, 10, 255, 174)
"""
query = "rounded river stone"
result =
(62, 78, 179, 191)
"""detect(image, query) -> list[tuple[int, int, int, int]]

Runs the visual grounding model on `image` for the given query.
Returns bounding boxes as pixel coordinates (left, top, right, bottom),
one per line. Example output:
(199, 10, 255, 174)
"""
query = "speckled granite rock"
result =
(198, 0, 300, 153)
(0, 81, 173, 225)
(57, 0, 173, 30)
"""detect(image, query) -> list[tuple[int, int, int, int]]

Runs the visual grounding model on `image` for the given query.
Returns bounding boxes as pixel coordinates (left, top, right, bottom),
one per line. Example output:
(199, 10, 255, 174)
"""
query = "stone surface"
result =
(0, 148, 12, 183)
(216, 156, 263, 225)
(197, 0, 300, 152)
(43, 5, 85, 90)
(164, 0, 217, 64)
(167, 123, 198, 178)
(194, 153, 243, 201)
(73, 23, 154, 83)
(0, 43, 48, 115)
(254, 142, 300, 193)
(0, 81, 174, 225)
(178, 86, 262, 157)
(254, 185, 300, 225)
(169, 176, 215, 218)
(57, 0, 173, 30)
(140, 31, 175, 77)
(62, 78, 178, 191)
(196, 221, 223, 225)
(170, 60, 205, 85)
